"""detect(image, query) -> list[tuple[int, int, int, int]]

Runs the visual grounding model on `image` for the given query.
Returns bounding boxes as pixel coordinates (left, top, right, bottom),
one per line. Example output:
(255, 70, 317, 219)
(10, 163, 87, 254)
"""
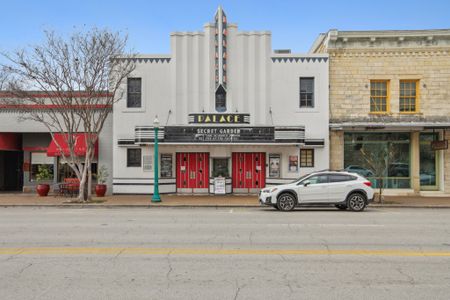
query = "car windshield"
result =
(291, 173, 311, 184)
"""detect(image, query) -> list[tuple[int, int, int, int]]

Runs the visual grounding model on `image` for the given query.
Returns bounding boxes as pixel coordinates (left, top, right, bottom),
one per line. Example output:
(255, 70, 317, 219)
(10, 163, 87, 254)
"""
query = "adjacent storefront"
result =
(312, 28, 450, 195)
(0, 101, 113, 193)
(341, 130, 444, 193)
(344, 132, 411, 189)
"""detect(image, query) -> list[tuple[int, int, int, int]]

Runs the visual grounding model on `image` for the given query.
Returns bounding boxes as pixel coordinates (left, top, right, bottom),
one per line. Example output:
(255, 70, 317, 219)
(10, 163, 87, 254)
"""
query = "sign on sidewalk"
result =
(214, 177, 226, 194)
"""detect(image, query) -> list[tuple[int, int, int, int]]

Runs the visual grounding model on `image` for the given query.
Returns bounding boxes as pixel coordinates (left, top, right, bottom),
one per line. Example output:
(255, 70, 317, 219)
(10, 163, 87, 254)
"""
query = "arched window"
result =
(215, 84, 226, 112)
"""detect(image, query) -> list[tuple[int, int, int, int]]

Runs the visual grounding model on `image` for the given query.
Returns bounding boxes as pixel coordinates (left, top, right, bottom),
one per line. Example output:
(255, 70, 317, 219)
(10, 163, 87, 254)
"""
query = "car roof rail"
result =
(314, 169, 348, 173)
(313, 169, 331, 173)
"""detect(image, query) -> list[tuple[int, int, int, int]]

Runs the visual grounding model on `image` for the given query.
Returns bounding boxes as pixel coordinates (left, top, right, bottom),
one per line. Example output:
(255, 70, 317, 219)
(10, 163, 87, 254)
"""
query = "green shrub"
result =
(36, 165, 53, 182)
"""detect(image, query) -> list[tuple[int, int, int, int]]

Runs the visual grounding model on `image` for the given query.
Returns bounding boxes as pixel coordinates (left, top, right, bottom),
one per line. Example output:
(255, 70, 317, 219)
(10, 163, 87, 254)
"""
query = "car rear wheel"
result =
(347, 193, 366, 212)
(276, 193, 296, 211)
(335, 204, 347, 210)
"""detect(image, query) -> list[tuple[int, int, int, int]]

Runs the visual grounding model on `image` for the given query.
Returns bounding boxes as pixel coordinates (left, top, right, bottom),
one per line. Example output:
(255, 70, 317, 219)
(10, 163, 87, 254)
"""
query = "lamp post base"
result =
(151, 194, 162, 202)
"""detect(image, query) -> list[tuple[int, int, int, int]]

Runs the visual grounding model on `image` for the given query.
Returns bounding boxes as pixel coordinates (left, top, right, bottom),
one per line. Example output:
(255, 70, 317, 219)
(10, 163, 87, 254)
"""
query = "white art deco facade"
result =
(113, 8, 329, 194)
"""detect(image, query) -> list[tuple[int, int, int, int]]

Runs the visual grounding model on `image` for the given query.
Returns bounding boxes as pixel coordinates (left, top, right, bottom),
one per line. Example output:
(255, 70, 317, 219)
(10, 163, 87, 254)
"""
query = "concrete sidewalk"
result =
(0, 193, 450, 208)
(0, 193, 257, 207)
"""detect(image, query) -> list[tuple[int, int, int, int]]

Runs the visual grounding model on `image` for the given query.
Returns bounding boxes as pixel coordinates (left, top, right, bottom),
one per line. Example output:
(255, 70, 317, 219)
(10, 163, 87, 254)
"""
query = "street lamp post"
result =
(152, 116, 162, 202)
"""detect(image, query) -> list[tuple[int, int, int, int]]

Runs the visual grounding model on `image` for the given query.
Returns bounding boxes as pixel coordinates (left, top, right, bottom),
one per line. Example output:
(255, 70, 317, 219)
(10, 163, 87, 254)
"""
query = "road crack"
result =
(233, 279, 246, 300)
(283, 272, 294, 295)
(166, 250, 174, 289)
(4, 249, 24, 262)
(17, 263, 33, 275)
(248, 231, 254, 245)
(396, 266, 416, 285)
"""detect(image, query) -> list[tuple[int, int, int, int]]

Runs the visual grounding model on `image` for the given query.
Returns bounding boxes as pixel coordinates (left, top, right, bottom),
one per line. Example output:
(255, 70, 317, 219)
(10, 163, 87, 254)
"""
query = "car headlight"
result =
(263, 187, 278, 193)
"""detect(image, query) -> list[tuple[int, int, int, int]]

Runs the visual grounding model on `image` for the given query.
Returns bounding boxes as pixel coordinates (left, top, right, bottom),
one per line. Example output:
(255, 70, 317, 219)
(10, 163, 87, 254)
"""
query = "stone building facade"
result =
(312, 29, 450, 195)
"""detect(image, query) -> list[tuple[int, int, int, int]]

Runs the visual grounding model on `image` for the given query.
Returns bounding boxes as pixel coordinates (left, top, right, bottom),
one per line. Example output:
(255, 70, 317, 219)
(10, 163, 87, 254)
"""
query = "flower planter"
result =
(95, 184, 107, 197)
(36, 184, 50, 197)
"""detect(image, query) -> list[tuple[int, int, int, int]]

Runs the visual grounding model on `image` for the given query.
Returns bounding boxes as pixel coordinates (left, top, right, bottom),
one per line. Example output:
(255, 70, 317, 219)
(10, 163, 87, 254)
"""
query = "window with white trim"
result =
(127, 78, 142, 108)
(127, 148, 141, 167)
(299, 77, 314, 108)
(300, 149, 314, 167)
(30, 152, 54, 182)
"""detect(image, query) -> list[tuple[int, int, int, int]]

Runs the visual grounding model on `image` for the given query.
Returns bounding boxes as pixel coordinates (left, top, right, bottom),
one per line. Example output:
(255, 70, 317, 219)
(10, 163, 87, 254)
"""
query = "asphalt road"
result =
(1, 206, 450, 300)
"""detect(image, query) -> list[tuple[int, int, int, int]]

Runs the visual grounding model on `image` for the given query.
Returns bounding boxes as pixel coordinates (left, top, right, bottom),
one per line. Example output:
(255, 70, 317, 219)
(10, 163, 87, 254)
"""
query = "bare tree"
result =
(1, 29, 135, 201)
(0, 66, 9, 90)
(359, 143, 398, 204)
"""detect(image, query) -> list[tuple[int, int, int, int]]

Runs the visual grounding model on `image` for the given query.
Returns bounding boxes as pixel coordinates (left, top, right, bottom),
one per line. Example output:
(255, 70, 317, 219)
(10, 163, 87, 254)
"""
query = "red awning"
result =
(47, 133, 98, 157)
(0, 133, 21, 151)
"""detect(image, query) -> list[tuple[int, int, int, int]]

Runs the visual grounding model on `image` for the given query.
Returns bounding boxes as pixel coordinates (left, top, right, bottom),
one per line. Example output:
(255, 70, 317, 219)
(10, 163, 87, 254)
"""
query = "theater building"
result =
(311, 29, 450, 195)
(113, 7, 329, 194)
(0, 92, 113, 193)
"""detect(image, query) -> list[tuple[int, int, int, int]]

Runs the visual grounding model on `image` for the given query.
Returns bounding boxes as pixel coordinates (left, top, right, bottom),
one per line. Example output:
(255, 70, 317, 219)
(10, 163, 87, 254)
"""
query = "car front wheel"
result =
(277, 193, 296, 211)
(347, 193, 367, 212)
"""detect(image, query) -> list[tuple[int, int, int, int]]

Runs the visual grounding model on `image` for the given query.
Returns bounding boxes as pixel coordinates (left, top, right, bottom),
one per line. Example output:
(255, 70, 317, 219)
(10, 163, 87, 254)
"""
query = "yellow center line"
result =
(0, 248, 449, 257)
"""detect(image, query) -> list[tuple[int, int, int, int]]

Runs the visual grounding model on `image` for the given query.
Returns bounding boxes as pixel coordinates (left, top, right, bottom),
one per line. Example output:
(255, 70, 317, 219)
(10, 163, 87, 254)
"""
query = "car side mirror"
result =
(303, 180, 311, 187)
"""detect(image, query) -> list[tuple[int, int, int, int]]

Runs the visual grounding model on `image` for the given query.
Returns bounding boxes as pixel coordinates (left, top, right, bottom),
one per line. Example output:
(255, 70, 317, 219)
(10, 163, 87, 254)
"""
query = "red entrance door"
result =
(232, 152, 266, 193)
(176, 153, 209, 193)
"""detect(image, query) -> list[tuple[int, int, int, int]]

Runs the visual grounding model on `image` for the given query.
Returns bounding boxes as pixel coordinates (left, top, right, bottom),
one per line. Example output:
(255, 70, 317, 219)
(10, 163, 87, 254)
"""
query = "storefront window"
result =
(127, 148, 141, 167)
(30, 152, 54, 182)
(344, 133, 410, 188)
(57, 160, 97, 182)
(212, 158, 229, 177)
(420, 133, 438, 189)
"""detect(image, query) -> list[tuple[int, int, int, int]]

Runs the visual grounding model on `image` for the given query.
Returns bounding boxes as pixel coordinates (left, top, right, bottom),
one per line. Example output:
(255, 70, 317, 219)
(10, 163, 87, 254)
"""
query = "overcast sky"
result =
(1, 0, 449, 58)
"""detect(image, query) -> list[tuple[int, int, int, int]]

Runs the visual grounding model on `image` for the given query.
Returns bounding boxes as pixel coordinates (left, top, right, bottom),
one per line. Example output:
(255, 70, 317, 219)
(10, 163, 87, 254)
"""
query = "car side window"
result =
(305, 175, 328, 184)
(329, 174, 356, 183)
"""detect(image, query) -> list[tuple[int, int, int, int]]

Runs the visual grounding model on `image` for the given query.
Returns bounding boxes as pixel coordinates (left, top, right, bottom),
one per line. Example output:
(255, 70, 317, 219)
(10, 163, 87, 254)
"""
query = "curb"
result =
(2, 204, 450, 209)
(370, 204, 450, 209)
(0, 204, 260, 209)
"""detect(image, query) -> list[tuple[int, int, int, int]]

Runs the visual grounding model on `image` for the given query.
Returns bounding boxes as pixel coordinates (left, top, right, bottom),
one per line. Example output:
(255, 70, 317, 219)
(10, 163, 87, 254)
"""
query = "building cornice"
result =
(329, 47, 450, 57)
(312, 29, 450, 53)
(333, 29, 450, 38)
(271, 57, 328, 63)
(114, 54, 171, 63)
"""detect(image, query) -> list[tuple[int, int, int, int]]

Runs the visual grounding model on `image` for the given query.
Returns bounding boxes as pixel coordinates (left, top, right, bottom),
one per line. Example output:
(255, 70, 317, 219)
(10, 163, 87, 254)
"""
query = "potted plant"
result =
(95, 165, 109, 197)
(35, 165, 52, 197)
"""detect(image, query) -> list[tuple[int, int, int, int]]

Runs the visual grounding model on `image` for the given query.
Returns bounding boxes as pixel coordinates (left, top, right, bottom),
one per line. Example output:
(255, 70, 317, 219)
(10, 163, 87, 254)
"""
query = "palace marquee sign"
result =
(132, 125, 306, 144)
(165, 126, 273, 143)
(189, 113, 250, 124)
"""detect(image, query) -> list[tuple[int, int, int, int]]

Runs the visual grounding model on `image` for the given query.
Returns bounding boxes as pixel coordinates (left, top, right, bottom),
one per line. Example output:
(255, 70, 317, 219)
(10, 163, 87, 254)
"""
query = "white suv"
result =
(259, 170, 374, 212)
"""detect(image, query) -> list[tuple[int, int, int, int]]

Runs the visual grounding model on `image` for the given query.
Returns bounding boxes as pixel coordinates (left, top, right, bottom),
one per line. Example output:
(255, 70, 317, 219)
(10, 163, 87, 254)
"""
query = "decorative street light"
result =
(151, 115, 161, 202)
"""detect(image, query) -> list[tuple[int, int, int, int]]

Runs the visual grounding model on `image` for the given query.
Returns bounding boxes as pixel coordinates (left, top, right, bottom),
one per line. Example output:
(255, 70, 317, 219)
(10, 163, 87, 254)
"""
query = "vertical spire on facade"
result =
(214, 6, 227, 91)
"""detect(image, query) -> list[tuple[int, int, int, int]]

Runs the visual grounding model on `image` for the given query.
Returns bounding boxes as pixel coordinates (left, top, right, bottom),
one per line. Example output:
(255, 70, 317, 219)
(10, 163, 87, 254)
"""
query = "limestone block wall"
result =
(328, 48, 450, 121)
(330, 130, 344, 170)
